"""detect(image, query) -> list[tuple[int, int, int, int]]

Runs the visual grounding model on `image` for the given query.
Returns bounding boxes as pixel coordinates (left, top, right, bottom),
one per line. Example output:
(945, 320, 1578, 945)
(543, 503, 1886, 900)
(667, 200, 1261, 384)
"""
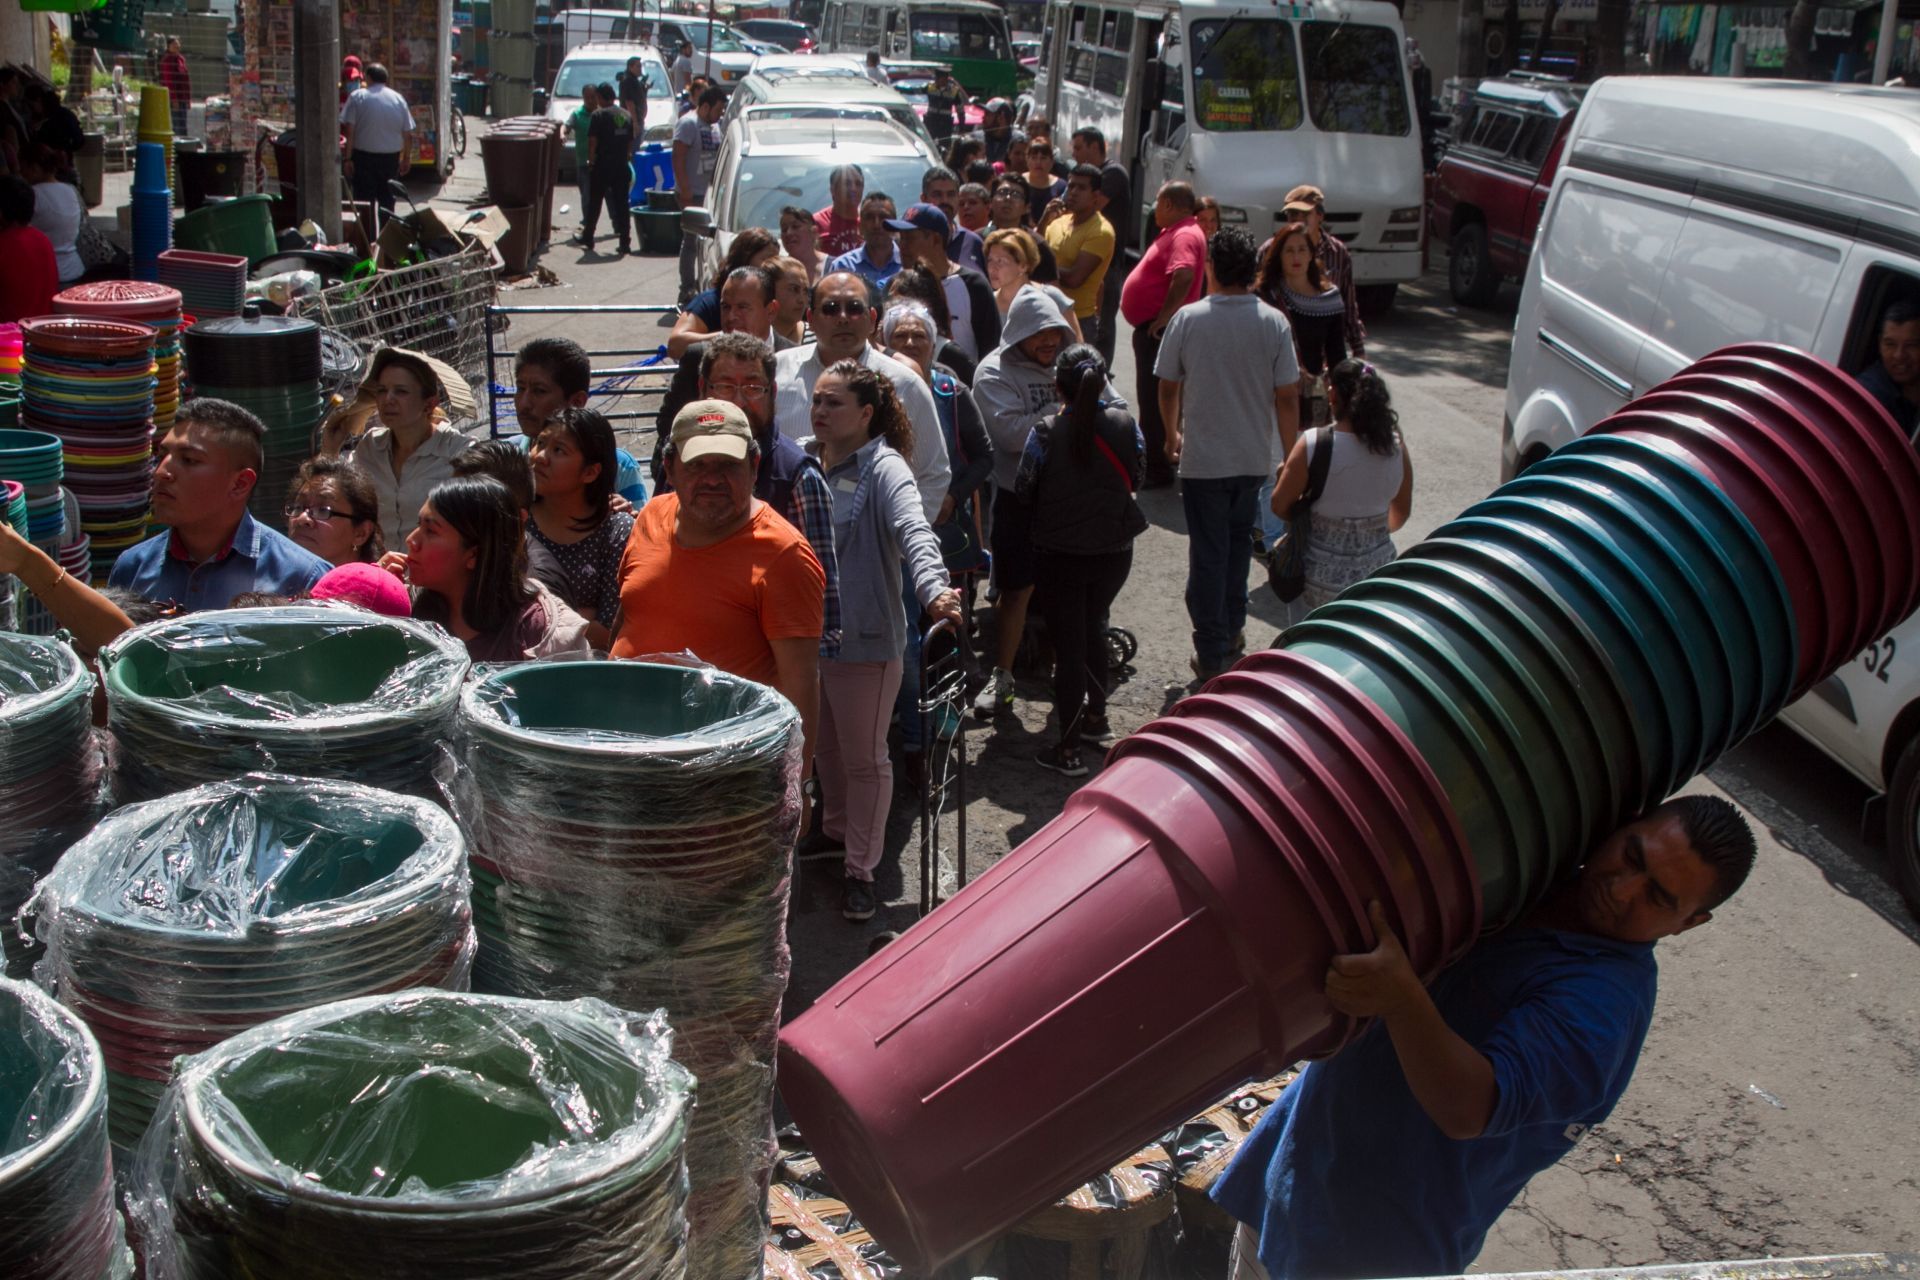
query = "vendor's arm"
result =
(1326, 901, 1497, 1141)
(0, 523, 134, 654)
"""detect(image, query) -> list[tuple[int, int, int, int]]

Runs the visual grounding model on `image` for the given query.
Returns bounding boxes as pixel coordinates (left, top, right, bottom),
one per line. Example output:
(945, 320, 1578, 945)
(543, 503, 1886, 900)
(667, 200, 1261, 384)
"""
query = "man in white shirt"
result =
(671, 41, 697, 95)
(774, 271, 950, 522)
(673, 85, 726, 303)
(338, 63, 414, 215)
(864, 50, 889, 85)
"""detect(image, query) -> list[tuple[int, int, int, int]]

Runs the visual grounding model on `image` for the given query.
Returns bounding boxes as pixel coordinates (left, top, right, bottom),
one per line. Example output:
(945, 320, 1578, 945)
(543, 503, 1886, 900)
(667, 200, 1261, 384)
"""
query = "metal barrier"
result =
(483, 303, 684, 440)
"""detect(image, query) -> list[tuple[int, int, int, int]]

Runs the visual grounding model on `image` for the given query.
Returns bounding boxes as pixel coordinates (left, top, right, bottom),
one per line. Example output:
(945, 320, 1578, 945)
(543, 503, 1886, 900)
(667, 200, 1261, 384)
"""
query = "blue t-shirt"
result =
(825, 242, 903, 290)
(109, 511, 330, 611)
(1212, 927, 1659, 1280)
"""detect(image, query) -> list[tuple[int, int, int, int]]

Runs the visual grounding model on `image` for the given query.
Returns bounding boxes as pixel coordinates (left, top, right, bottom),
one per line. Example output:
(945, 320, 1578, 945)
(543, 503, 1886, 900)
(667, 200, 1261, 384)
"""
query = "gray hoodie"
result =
(973, 286, 1126, 492)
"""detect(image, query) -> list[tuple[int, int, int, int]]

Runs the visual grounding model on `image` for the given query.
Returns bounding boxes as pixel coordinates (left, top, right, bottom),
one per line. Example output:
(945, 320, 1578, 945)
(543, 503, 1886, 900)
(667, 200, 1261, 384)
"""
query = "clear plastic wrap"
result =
(129, 990, 693, 1280)
(0, 977, 134, 1280)
(24, 774, 476, 1150)
(0, 632, 104, 978)
(98, 606, 470, 804)
(453, 658, 804, 1280)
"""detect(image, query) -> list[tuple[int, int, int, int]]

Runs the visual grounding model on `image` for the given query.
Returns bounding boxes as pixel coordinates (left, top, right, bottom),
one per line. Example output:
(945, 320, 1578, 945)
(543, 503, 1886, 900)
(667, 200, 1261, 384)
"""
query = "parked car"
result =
(545, 42, 673, 181)
(721, 62, 935, 148)
(1502, 76, 1920, 913)
(1427, 74, 1584, 308)
(694, 113, 942, 284)
(558, 10, 760, 88)
(735, 18, 818, 51)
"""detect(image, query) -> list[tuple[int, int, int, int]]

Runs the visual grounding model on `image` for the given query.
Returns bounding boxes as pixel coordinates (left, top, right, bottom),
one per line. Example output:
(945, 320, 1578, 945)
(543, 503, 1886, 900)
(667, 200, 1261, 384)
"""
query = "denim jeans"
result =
(1256, 474, 1288, 548)
(1182, 474, 1263, 670)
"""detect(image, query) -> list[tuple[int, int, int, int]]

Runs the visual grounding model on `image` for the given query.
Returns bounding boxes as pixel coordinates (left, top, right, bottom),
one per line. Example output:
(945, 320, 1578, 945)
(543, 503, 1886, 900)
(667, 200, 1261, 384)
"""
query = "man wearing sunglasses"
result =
(774, 271, 951, 523)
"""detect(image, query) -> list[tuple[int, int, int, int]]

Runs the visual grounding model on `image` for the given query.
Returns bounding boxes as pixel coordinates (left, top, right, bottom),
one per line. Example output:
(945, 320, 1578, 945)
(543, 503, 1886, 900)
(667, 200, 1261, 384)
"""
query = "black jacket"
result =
(1019, 405, 1146, 556)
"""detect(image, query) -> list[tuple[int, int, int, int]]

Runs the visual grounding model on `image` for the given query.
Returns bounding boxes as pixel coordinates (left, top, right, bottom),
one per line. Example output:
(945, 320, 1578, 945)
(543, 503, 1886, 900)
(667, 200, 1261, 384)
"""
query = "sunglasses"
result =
(817, 299, 868, 318)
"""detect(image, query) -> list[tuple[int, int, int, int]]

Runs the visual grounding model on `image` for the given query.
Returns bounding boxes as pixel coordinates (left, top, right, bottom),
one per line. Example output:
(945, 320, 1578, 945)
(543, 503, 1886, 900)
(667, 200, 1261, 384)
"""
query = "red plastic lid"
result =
(18, 316, 159, 357)
(53, 282, 183, 320)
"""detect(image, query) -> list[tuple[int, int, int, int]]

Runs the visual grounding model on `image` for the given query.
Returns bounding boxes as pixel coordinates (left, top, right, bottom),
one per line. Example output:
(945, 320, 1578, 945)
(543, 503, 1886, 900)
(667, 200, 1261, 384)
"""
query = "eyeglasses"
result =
(817, 299, 868, 318)
(285, 504, 352, 522)
(707, 379, 771, 399)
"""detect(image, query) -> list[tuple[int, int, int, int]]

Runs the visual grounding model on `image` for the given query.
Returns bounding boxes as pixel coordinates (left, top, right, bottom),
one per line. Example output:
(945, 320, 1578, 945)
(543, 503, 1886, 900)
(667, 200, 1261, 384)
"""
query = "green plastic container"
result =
(172, 195, 279, 264)
(634, 208, 682, 254)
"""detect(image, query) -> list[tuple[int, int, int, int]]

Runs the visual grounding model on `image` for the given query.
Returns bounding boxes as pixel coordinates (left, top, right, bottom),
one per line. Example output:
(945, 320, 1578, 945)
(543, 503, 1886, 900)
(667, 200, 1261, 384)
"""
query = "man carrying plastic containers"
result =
(1216, 795, 1757, 1279)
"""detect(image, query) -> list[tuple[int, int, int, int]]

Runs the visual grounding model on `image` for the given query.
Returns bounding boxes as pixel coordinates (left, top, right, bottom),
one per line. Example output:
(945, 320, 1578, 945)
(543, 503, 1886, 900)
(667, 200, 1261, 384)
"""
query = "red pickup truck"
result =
(1428, 76, 1585, 307)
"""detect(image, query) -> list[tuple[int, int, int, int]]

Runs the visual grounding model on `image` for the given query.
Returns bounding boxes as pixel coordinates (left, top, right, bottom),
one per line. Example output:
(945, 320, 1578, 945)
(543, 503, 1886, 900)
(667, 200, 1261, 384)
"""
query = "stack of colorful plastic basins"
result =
(54, 282, 185, 439)
(0, 322, 21, 392)
(130, 143, 172, 283)
(773, 344, 1920, 1275)
(136, 86, 174, 204)
(0, 428, 79, 629)
(17, 318, 154, 584)
(182, 313, 323, 530)
(457, 660, 804, 1280)
(27, 774, 477, 1150)
(157, 249, 248, 321)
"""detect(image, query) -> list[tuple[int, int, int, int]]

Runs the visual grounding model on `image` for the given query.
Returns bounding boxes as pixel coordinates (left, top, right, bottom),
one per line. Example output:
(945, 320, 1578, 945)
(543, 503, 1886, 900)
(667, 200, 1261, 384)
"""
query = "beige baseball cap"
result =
(1284, 184, 1326, 206)
(671, 398, 755, 462)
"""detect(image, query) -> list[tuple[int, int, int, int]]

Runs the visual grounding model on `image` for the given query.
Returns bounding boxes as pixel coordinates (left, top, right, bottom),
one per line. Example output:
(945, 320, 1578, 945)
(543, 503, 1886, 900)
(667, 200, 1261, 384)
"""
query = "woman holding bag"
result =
(1015, 343, 1146, 778)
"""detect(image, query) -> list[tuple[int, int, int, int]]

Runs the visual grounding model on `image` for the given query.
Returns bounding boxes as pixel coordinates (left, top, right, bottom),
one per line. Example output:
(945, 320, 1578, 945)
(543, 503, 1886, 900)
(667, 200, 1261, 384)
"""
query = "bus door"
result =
(1137, 15, 1182, 245)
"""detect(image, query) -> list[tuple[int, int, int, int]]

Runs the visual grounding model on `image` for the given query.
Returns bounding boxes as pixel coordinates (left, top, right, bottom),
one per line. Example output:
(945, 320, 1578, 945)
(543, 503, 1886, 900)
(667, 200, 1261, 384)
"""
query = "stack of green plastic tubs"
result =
(0, 977, 134, 1280)
(458, 660, 804, 1280)
(181, 312, 324, 531)
(27, 775, 476, 1150)
(132, 991, 693, 1279)
(100, 607, 470, 804)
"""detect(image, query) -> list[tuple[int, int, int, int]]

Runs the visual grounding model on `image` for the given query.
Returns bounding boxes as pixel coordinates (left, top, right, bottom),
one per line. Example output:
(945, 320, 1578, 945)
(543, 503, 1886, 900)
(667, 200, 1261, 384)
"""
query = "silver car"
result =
(546, 42, 673, 181)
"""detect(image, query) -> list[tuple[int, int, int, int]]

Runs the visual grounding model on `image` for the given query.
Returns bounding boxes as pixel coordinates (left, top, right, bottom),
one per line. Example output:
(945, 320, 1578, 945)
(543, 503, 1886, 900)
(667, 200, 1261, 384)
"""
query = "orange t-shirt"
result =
(610, 494, 825, 684)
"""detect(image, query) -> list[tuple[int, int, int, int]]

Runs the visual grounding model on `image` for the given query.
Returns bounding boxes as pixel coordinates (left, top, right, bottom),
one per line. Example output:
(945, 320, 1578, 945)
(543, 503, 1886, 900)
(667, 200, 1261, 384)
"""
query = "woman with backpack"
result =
(1268, 359, 1414, 610)
(1015, 343, 1146, 778)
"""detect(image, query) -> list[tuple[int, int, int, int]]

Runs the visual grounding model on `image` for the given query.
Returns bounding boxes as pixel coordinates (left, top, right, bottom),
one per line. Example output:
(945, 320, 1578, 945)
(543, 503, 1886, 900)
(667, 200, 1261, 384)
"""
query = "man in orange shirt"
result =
(613, 400, 824, 770)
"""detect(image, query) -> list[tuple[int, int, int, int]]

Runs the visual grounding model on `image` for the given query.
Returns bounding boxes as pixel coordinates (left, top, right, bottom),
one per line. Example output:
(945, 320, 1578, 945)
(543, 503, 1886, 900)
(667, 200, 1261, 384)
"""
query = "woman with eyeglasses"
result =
(528, 407, 634, 650)
(285, 455, 383, 566)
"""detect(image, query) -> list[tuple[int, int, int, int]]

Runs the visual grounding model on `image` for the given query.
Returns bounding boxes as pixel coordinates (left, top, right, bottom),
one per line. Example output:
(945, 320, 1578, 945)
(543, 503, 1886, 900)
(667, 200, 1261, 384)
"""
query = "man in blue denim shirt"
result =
(1214, 795, 1758, 1280)
(110, 399, 329, 611)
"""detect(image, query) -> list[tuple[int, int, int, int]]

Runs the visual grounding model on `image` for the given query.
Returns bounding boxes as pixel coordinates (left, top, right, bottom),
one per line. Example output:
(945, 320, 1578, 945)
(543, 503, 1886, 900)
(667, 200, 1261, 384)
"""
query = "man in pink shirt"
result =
(1120, 181, 1207, 488)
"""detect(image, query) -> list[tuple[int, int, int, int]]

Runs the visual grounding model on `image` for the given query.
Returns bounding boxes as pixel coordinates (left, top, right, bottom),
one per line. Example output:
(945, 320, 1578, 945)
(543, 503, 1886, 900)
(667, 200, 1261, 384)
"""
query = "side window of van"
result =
(1654, 205, 1840, 355)
(1539, 178, 1687, 332)
(1842, 267, 1920, 377)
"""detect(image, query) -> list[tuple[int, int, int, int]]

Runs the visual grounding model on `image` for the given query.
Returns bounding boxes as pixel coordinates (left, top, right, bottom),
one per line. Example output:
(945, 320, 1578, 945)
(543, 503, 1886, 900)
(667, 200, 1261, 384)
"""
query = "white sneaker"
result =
(972, 667, 1014, 720)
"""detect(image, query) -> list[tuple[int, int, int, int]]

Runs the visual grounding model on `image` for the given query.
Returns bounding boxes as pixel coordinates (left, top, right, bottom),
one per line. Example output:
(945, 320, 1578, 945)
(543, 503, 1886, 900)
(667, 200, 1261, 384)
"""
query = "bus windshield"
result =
(910, 11, 1011, 61)
(1301, 22, 1411, 136)
(1189, 19, 1302, 133)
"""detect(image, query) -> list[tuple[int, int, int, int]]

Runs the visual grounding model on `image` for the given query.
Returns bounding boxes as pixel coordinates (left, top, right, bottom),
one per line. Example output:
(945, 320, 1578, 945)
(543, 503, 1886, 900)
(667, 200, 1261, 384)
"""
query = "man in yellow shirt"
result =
(1040, 164, 1117, 346)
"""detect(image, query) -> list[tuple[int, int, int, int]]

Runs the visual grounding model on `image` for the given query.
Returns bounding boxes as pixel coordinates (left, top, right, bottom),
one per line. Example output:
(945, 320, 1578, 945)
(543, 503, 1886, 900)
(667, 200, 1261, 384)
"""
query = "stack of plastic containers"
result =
(130, 143, 173, 283)
(54, 283, 186, 440)
(99, 607, 470, 803)
(137, 87, 175, 204)
(0, 322, 21, 392)
(0, 633, 102, 978)
(0, 427, 81, 625)
(17, 317, 155, 583)
(457, 660, 804, 1280)
(0, 978, 134, 1280)
(27, 774, 476, 1149)
(157, 250, 247, 322)
(182, 311, 324, 528)
(774, 345, 1920, 1274)
(131, 991, 693, 1280)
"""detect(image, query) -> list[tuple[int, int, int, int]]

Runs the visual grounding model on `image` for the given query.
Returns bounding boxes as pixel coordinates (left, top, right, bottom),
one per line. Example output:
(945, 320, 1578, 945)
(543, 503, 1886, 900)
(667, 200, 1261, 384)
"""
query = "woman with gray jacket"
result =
(805, 359, 963, 923)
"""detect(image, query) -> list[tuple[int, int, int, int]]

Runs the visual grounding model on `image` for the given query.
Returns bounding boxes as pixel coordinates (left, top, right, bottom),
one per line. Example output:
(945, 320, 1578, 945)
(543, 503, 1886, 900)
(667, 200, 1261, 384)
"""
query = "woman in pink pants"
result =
(807, 360, 962, 923)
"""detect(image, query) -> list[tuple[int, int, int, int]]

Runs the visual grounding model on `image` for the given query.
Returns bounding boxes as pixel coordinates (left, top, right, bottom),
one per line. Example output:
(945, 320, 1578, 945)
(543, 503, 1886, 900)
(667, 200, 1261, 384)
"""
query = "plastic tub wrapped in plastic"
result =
(129, 990, 693, 1280)
(26, 774, 476, 1150)
(0, 976, 134, 1280)
(0, 633, 104, 978)
(99, 606, 470, 803)
(455, 659, 804, 1280)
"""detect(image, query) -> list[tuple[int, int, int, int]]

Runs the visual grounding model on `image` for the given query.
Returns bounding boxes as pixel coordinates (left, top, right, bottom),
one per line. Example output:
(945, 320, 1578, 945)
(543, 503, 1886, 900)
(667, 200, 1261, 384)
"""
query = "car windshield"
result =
(728, 154, 934, 231)
(910, 11, 1010, 60)
(1190, 19, 1303, 133)
(1301, 22, 1411, 136)
(555, 59, 670, 99)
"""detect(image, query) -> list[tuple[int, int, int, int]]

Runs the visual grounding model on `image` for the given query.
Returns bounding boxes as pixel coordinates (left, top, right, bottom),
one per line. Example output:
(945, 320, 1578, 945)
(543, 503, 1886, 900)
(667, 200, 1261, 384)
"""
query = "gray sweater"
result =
(814, 435, 949, 664)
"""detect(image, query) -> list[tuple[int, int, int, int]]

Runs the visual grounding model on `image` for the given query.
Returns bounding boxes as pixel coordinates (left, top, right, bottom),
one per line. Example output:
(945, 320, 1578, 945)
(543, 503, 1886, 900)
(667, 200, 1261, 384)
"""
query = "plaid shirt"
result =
(1316, 232, 1366, 358)
(787, 465, 843, 660)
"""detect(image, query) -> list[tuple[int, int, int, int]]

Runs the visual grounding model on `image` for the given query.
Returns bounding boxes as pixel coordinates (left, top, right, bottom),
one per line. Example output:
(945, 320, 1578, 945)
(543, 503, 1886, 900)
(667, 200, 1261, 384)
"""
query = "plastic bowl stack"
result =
(54, 283, 186, 438)
(100, 607, 470, 804)
(0, 977, 134, 1280)
(18, 317, 156, 583)
(132, 991, 693, 1280)
(458, 660, 804, 1280)
(157, 251, 247, 322)
(182, 313, 324, 529)
(27, 774, 477, 1149)
(0, 633, 102, 978)
(130, 143, 172, 282)
(1, 322, 21, 391)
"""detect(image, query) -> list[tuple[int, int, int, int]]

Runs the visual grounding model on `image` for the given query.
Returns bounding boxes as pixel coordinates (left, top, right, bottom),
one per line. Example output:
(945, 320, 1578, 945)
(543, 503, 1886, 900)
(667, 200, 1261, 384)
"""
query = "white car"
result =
(546, 42, 673, 181)
(721, 64, 935, 149)
(695, 114, 942, 285)
(558, 10, 760, 88)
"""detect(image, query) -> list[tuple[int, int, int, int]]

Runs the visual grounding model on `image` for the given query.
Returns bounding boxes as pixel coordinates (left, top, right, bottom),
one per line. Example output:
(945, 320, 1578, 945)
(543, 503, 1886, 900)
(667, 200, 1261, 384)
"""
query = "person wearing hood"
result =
(971, 285, 1126, 720)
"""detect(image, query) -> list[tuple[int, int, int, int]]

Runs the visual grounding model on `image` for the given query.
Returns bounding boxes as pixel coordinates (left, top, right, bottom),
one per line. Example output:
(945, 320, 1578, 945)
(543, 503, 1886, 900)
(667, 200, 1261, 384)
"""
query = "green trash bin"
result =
(634, 208, 682, 255)
(172, 194, 280, 264)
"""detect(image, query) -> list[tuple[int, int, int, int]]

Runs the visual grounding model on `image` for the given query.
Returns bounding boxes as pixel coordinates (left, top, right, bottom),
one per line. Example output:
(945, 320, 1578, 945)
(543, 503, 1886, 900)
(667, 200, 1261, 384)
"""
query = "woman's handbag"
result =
(1266, 431, 1334, 602)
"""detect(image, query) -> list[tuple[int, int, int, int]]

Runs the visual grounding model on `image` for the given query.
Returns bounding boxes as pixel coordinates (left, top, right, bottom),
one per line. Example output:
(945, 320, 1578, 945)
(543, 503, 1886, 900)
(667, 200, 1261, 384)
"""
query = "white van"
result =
(1502, 76, 1920, 908)
(1031, 0, 1425, 307)
(559, 8, 759, 87)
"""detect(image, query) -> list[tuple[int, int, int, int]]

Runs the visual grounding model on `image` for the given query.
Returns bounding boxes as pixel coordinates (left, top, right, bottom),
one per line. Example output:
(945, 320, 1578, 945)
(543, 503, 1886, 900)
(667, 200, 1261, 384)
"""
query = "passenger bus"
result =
(1032, 0, 1423, 307)
(819, 0, 1021, 98)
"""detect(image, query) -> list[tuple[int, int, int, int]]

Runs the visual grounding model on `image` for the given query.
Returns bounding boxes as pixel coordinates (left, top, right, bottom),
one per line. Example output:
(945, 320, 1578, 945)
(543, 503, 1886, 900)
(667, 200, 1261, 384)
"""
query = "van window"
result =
(1540, 179, 1688, 332)
(911, 11, 1009, 60)
(1656, 207, 1841, 354)
(1302, 23, 1410, 136)
(1190, 18, 1302, 133)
